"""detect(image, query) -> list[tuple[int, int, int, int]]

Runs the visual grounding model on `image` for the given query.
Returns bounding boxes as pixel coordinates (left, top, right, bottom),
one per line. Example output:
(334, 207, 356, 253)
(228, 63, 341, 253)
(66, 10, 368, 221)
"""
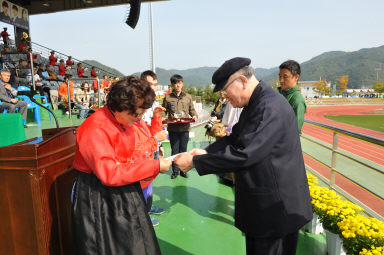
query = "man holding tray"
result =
(162, 74, 198, 179)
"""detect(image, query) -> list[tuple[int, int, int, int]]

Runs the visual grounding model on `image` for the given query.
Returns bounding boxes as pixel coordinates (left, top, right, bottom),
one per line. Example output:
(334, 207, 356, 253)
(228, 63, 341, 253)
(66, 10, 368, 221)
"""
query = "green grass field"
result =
(325, 115, 384, 132)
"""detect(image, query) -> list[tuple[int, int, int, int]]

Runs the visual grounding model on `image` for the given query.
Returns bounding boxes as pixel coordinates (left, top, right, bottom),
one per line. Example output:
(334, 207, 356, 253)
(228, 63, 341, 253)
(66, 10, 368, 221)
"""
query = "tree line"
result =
(179, 74, 383, 104)
(183, 84, 221, 105)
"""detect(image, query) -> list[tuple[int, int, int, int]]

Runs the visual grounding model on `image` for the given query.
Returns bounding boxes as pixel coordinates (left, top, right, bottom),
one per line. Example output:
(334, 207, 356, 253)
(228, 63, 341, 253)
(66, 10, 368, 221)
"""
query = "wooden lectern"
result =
(0, 127, 77, 255)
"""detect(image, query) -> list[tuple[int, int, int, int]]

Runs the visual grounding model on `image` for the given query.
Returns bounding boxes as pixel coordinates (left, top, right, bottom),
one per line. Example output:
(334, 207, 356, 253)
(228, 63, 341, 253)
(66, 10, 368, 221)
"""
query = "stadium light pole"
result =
(149, 2, 155, 72)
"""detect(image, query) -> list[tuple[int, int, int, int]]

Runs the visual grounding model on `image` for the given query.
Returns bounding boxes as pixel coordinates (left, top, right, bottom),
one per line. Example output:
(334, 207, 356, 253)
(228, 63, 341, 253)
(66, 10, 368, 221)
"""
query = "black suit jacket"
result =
(193, 81, 312, 238)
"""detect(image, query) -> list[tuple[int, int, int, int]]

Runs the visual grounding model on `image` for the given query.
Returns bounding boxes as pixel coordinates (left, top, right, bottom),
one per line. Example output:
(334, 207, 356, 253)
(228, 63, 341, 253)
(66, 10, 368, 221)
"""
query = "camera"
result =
(204, 116, 217, 130)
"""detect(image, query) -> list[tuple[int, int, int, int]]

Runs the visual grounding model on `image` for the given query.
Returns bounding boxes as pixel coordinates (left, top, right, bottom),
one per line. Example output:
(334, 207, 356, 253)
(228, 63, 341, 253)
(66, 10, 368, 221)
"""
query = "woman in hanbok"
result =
(72, 76, 171, 254)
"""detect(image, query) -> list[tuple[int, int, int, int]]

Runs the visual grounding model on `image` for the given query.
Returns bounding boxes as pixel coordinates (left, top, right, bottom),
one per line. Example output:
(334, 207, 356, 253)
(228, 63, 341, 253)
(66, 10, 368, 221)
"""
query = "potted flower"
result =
(338, 214, 384, 254)
(310, 185, 362, 255)
(359, 246, 384, 254)
(304, 174, 324, 234)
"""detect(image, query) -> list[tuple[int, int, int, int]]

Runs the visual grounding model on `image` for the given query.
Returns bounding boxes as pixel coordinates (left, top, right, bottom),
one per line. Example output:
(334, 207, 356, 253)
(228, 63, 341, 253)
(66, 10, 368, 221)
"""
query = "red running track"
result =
(302, 105, 384, 217)
(302, 105, 384, 165)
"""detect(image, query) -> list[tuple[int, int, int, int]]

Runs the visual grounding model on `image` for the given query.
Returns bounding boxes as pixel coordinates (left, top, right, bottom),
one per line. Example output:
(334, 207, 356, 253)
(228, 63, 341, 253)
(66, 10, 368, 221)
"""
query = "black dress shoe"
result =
(180, 172, 188, 178)
(24, 125, 28, 128)
(170, 172, 178, 179)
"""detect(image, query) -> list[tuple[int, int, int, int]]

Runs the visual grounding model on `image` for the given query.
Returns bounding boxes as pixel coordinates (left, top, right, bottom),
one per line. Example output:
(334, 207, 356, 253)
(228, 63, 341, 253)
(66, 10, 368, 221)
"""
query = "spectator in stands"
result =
(45, 65, 58, 81)
(37, 63, 45, 80)
(26, 47, 37, 64)
(0, 45, 12, 67)
(77, 63, 88, 78)
(74, 82, 91, 119)
(49, 51, 57, 66)
(90, 66, 97, 78)
(0, 1, 11, 24)
(1, 27, 10, 45)
(43, 65, 60, 90)
(162, 74, 198, 179)
(58, 75, 75, 114)
(108, 76, 113, 87)
(91, 88, 105, 107)
(17, 38, 28, 52)
(58, 59, 66, 76)
(66, 56, 73, 68)
(29, 67, 50, 100)
(0, 69, 28, 127)
(15, 59, 30, 86)
(278, 60, 306, 134)
(11, 5, 22, 25)
(101, 74, 108, 90)
(92, 74, 99, 91)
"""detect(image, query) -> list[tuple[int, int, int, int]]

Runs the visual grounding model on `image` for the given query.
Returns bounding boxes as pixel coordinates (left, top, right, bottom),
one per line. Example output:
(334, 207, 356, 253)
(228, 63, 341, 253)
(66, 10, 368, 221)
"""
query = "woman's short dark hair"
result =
(107, 75, 155, 113)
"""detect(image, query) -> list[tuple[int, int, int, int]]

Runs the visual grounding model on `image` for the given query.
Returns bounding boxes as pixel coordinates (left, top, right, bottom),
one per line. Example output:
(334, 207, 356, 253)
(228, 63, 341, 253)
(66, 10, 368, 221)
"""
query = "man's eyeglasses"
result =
(221, 77, 239, 96)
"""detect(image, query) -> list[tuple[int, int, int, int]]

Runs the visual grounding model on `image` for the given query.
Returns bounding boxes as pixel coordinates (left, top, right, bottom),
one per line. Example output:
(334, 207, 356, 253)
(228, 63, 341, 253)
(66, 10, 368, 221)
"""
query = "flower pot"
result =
(304, 213, 324, 234)
(325, 230, 347, 255)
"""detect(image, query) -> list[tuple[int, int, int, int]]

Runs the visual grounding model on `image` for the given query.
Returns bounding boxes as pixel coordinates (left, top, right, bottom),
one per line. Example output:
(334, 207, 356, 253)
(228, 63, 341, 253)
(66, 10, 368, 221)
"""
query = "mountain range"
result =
(97, 45, 384, 89)
(83, 60, 125, 77)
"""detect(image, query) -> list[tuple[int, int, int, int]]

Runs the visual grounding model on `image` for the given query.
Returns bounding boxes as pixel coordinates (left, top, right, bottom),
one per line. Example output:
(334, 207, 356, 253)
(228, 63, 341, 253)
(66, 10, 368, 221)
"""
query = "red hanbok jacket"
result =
(73, 107, 161, 187)
(132, 118, 163, 189)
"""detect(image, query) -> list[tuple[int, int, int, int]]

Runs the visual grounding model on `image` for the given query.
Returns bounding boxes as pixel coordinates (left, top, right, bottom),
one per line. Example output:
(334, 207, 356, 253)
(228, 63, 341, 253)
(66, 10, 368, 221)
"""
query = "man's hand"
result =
(174, 153, 194, 173)
(159, 158, 171, 173)
(189, 148, 207, 156)
(10, 99, 18, 104)
(192, 116, 198, 121)
(4, 83, 12, 91)
(153, 106, 166, 118)
(154, 130, 167, 142)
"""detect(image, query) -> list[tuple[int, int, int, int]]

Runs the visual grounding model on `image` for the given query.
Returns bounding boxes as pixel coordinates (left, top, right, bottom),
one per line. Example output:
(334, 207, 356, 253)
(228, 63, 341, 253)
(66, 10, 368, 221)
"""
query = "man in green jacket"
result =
(278, 60, 306, 134)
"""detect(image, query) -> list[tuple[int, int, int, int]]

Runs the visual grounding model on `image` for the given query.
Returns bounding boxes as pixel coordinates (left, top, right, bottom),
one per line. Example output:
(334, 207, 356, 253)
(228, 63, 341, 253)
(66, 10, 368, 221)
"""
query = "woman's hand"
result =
(154, 130, 168, 142)
(153, 106, 166, 118)
(159, 159, 171, 173)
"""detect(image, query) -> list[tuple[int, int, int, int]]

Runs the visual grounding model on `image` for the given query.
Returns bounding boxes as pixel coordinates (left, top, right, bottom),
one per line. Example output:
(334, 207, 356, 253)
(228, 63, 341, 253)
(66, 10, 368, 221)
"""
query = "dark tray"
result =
(162, 118, 195, 124)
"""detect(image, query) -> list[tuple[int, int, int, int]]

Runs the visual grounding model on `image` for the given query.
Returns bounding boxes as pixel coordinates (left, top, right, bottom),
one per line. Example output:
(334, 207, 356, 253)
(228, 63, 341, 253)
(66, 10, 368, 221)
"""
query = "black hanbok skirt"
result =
(71, 171, 161, 255)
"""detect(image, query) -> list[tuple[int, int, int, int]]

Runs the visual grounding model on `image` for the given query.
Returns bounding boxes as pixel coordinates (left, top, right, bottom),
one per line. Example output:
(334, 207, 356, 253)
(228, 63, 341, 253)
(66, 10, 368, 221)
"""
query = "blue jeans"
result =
(169, 131, 189, 174)
(75, 104, 89, 119)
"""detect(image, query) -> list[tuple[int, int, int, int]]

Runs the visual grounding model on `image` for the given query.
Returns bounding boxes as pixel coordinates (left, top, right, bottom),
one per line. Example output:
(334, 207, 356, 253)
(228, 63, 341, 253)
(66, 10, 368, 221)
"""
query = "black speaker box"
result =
(126, 0, 141, 29)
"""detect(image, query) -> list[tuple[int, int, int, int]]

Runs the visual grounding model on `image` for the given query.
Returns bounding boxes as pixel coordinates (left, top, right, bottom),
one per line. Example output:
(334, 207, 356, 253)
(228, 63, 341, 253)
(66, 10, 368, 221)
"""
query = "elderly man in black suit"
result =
(175, 57, 312, 255)
(0, 69, 28, 127)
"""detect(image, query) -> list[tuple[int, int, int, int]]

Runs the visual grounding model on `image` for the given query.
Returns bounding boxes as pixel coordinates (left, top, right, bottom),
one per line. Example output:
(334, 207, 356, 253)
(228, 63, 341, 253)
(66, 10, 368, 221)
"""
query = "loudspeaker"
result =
(126, 0, 141, 29)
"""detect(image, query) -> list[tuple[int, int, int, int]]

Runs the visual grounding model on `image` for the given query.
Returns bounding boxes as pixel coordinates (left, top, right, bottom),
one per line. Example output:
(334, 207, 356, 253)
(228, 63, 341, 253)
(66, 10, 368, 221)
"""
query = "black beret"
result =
(212, 57, 251, 92)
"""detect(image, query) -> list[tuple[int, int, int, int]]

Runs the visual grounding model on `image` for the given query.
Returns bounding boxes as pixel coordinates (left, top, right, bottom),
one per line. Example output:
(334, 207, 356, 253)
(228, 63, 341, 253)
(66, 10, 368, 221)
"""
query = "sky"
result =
(12, 0, 384, 75)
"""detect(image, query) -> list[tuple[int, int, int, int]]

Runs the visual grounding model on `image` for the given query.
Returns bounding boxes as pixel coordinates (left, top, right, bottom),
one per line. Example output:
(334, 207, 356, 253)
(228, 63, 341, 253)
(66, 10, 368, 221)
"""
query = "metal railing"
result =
(65, 77, 102, 119)
(302, 119, 384, 221)
(31, 42, 121, 78)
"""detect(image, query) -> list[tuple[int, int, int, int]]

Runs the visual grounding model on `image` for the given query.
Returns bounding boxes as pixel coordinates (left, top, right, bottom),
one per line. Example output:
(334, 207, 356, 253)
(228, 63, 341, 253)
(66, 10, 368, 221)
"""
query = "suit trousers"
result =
(245, 231, 299, 255)
(1, 100, 28, 120)
(169, 131, 189, 174)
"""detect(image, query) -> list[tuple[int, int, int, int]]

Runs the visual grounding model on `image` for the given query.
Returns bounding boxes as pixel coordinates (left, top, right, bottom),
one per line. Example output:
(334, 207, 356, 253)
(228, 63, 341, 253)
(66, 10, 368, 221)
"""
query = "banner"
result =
(0, 0, 29, 30)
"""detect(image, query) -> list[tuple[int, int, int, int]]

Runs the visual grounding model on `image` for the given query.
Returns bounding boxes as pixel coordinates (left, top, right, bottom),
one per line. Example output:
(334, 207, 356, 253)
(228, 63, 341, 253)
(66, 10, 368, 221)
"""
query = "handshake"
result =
(159, 148, 208, 174)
